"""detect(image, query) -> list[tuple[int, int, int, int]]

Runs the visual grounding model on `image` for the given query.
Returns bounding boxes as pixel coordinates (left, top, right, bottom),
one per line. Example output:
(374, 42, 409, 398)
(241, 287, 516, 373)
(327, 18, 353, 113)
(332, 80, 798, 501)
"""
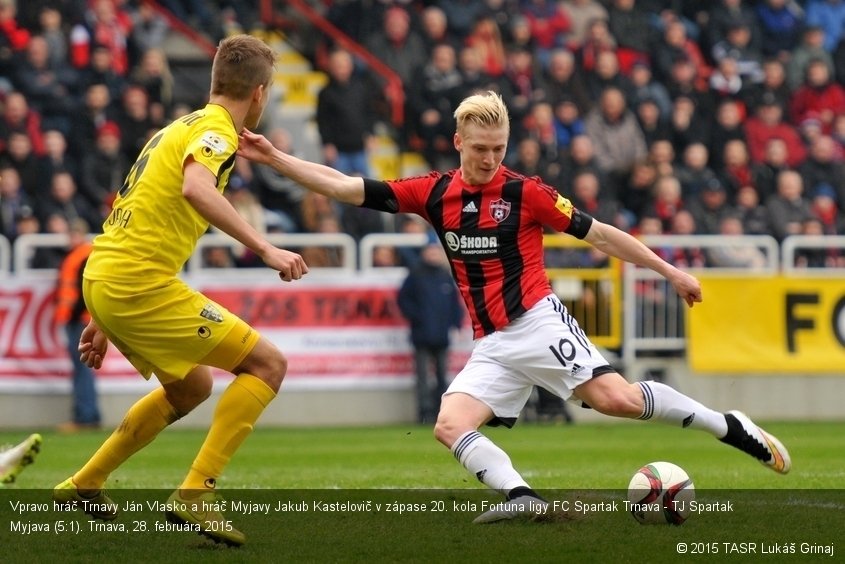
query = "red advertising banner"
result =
(0, 276, 472, 393)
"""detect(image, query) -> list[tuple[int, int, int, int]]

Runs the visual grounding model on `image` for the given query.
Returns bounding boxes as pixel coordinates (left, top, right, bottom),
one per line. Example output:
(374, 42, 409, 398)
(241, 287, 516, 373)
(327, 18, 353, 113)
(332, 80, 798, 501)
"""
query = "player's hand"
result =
(78, 320, 109, 369)
(237, 129, 275, 164)
(670, 270, 703, 308)
(262, 248, 309, 282)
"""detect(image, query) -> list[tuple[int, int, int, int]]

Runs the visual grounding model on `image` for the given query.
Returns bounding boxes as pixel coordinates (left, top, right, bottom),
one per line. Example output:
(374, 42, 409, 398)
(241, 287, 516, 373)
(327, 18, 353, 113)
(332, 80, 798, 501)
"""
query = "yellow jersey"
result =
(85, 104, 238, 285)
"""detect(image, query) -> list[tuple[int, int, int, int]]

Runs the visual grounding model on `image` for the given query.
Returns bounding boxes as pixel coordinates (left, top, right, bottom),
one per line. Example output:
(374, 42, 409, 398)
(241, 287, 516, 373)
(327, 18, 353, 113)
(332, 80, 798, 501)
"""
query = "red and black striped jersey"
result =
(364, 166, 592, 338)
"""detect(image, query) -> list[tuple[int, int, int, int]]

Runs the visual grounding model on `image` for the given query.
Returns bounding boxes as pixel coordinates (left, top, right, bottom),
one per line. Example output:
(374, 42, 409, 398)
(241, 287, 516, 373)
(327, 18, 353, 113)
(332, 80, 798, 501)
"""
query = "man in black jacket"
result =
(316, 49, 376, 177)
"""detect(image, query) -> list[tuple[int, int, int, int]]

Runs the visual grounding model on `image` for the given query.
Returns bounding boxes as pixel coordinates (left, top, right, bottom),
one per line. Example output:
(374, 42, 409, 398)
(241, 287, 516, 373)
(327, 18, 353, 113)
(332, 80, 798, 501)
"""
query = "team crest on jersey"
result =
(199, 132, 228, 157)
(199, 303, 224, 323)
(489, 198, 511, 223)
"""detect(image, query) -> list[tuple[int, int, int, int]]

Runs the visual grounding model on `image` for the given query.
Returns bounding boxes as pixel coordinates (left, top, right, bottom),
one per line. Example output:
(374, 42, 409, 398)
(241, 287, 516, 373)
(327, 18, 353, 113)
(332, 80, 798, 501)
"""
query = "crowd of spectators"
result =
(2, 0, 845, 272)
(0, 0, 178, 267)
(317, 0, 845, 269)
(0, 0, 259, 268)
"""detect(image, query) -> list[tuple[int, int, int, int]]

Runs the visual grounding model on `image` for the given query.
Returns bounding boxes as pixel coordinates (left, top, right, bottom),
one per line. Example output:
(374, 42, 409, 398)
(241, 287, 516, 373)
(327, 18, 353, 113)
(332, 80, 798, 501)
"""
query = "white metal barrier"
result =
(621, 235, 781, 368)
(12, 233, 71, 279)
(189, 232, 357, 274)
(0, 234, 10, 278)
(781, 234, 845, 275)
(9, 231, 845, 369)
(359, 232, 428, 273)
(9, 232, 359, 279)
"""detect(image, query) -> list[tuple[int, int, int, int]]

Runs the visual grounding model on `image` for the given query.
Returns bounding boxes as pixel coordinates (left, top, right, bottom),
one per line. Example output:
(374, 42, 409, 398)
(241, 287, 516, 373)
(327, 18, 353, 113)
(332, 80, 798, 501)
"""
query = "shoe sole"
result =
(730, 411, 791, 474)
(164, 510, 244, 547)
(1, 434, 42, 484)
(757, 427, 791, 474)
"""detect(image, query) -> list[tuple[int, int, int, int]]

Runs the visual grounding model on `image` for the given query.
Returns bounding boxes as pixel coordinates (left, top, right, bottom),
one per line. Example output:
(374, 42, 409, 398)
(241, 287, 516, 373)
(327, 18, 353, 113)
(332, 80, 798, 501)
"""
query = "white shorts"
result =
(445, 294, 615, 427)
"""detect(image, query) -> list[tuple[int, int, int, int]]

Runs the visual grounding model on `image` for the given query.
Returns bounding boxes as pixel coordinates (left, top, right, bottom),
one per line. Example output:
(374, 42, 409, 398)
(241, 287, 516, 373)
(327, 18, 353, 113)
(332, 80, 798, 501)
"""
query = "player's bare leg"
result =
(574, 373, 790, 473)
(435, 393, 548, 523)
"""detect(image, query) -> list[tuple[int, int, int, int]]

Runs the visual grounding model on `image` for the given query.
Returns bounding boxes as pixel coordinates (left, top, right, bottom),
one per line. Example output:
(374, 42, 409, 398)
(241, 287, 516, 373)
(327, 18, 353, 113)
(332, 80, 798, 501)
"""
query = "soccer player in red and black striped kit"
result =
(238, 91, 790, 523)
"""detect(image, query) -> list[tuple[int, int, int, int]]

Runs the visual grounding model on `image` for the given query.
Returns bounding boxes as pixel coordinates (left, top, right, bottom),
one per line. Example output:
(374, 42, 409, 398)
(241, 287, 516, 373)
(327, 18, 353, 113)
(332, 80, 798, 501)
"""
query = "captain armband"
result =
(362, 178, 400, 213)
(564, 209, 594, 239)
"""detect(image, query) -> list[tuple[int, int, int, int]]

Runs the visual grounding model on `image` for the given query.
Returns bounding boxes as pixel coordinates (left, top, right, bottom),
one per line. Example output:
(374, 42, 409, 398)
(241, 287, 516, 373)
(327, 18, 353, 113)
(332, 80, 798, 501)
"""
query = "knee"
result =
(432, 418, 452, 448)
(253, 350, 287, 393)
(433, 411, 469, 449)
(166, 379, 212, 415)
(433, 393, 492, 447)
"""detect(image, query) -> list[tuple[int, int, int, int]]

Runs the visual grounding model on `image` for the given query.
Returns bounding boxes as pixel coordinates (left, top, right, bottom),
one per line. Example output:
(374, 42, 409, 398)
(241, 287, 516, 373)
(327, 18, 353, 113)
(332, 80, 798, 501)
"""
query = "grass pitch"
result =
(2, 421, 843, 563)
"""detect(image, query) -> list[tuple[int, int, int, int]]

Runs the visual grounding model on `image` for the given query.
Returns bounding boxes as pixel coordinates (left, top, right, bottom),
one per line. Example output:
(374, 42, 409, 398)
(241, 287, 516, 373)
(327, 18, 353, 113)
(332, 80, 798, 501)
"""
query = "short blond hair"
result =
(453, 90, 510, 136)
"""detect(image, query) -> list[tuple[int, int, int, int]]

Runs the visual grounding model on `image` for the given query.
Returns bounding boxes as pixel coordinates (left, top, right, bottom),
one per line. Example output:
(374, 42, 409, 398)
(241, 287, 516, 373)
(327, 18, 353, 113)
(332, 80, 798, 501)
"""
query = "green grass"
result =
(2, 421, 844, 563)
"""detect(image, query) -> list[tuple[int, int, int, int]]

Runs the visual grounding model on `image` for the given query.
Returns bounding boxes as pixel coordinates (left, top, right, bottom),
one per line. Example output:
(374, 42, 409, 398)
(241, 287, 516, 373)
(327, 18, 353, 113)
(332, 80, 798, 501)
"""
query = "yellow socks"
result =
(180, 373, 276, 491)
(71, 374, 275, 493)
(73, 388, 178, 490)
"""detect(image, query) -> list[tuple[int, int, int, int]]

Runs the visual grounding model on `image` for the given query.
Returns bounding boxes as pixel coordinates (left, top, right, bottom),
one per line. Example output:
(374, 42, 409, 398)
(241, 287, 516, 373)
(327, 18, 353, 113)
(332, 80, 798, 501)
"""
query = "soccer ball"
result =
(627, 461, 695, 525)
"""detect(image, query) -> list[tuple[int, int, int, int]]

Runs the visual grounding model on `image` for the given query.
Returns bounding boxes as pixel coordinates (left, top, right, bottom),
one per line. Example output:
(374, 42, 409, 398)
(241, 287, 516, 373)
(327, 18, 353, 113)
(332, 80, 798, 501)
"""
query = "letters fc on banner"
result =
(688, 277, 845, 374)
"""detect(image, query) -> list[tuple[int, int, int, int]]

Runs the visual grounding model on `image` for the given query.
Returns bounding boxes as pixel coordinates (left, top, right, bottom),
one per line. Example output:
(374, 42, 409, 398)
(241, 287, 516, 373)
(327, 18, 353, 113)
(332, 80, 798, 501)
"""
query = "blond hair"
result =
(211, 35, 275, 100)
(453, 90, 510, 136)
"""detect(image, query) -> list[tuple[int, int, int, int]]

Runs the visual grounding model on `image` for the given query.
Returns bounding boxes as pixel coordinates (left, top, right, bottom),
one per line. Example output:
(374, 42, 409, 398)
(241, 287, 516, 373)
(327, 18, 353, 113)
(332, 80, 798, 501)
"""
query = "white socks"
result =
(451, 430, 529, 494)
(637, 381, 728, 437)
(448, 382, 729, 495)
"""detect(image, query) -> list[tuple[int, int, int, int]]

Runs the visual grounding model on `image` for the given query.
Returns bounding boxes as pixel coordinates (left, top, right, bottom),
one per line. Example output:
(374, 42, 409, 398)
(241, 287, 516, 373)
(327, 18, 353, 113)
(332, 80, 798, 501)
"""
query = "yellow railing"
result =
(543, 234, 622, 349)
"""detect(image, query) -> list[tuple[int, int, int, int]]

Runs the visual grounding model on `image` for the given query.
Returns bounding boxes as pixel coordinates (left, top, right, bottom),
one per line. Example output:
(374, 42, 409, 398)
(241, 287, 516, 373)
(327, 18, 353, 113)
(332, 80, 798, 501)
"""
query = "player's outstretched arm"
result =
(583, 220, 703, 307)
(79, 320, 108, 369)
(182, 160, 308, 281)
(237, 129, 366, 205)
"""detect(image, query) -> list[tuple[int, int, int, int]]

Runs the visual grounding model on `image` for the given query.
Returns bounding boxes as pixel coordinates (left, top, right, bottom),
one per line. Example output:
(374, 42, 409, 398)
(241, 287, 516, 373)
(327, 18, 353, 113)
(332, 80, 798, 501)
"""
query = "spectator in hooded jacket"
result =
(398, 239, 464, 424)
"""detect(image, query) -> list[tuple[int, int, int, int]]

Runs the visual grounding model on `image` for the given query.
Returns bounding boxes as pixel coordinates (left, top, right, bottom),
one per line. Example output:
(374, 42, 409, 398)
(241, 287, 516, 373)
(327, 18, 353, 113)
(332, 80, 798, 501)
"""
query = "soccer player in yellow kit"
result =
(52, 35, 307, 546)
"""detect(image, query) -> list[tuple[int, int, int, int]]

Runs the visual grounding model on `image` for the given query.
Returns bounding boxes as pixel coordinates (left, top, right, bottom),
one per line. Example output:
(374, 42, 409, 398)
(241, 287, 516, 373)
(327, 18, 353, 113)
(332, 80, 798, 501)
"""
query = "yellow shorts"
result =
(82, 278, 260, 382)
